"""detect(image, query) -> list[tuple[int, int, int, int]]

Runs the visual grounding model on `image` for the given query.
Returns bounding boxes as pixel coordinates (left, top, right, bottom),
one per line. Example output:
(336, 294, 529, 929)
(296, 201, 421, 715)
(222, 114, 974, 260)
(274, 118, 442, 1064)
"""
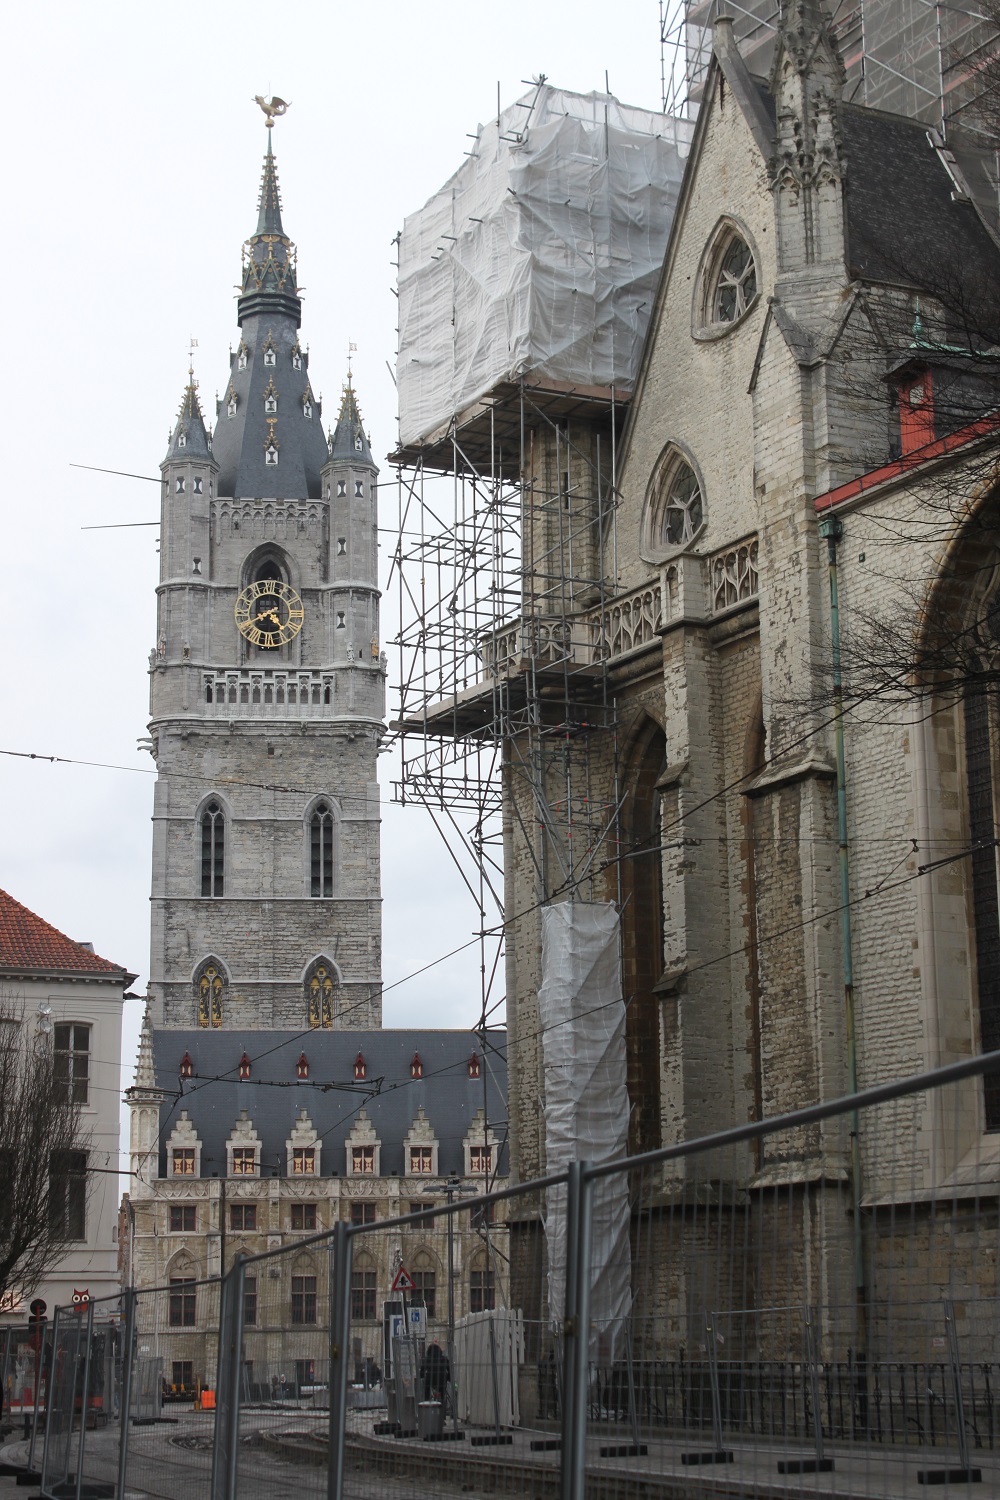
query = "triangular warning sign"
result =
(391, 1265, 415, 1292)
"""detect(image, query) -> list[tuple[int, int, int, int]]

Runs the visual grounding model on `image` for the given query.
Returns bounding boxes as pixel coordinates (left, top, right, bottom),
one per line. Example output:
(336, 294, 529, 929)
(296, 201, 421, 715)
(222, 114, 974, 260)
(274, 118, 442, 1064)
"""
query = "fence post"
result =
(327, 1221, 353, 1500)
(73, 1297, 96, 1500)
(115, 1290, 137, 1500)
(944, 1297, 970, 1472)
(560, 1162, 593, 1500)
(210, 1255, 245, 1500)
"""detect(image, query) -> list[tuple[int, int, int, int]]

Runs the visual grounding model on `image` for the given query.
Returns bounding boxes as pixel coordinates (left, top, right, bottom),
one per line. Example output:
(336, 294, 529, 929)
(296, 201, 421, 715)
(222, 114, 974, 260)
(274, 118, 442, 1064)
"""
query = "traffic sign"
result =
(391, 1265, 415, 1292)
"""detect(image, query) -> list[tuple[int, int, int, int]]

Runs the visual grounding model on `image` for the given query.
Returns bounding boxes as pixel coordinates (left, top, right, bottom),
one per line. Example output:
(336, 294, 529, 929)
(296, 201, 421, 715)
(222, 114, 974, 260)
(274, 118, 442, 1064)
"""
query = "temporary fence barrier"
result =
(29, 1046, 1000, 1498)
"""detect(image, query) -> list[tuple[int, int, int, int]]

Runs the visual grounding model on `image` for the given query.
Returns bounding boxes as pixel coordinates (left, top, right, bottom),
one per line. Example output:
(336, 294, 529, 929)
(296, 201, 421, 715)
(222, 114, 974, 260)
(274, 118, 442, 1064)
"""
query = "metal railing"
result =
(25, 1047, 1000, 1498)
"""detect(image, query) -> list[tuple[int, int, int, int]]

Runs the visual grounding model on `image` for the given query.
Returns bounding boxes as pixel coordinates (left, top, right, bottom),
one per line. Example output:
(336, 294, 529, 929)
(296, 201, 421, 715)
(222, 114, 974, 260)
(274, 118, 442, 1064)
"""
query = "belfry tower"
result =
(147, 120, 384, 1033)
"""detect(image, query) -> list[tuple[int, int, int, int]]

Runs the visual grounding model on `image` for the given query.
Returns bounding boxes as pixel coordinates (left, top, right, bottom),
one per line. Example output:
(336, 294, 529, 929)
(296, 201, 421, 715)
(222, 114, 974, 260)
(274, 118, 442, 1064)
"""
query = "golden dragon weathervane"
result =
(253, 95, 290, 128)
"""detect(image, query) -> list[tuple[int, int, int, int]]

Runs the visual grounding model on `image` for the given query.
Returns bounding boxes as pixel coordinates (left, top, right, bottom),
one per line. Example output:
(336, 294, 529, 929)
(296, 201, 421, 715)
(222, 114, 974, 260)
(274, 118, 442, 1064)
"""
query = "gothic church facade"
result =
(497, 0, 1000, 1366)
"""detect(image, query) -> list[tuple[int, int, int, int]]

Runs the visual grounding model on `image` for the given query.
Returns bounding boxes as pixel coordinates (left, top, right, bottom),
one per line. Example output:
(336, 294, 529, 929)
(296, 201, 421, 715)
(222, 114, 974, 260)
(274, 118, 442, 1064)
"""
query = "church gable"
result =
(617, 47, 776, 592)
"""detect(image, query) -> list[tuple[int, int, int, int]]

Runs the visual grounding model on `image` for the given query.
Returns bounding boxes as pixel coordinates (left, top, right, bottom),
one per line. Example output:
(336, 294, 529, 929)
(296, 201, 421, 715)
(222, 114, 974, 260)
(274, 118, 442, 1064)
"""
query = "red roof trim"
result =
(0, 888, 127, 976)
(814, 415, 1000, 513)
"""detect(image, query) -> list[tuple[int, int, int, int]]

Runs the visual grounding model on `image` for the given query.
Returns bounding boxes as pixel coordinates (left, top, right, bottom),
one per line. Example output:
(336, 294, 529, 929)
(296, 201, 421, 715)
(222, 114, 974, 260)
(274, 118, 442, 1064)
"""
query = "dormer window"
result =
(180, 1052, 193, 1079)
(228, 393, 238, 418)
(303, 400, 313, 419)
(264, 378, 278, 415)
(239, 1051, 251, 1081)
(468, 1052, 480, 1079)
(175, 477, 185, 493)
(410, 1053, 423, 1080)
(237, 343, 248, 371)
(193, 477, 203, 495)
(297, 1052, 309, 1080)
(263, 341, 276, 368)
(292, 350, 302, 371)
(265, 443, 279, 466)
(354, 1051, 366, 1081)
(178, 433, 187, 449)
(354, 435, 363, 452)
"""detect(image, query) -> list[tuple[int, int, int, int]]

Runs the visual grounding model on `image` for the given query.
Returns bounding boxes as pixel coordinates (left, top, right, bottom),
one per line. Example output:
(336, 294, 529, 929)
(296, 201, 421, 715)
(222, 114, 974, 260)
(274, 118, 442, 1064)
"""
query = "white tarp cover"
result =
(397, 85, 692, 447)
(539, 900, 631, 1358)
(453, 1308, 524, 1427)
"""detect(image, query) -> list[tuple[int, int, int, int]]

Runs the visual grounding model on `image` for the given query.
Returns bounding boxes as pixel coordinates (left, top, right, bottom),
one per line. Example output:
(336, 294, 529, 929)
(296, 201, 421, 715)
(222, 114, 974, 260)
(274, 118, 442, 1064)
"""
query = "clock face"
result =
(235, 579, 304, 647)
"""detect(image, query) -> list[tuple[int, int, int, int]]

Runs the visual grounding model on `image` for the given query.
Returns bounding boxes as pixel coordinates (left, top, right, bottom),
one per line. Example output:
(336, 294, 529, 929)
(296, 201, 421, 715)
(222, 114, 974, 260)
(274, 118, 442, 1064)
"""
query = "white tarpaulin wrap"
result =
(397, 86, 692, 447)
(539, 900, 631, 1359)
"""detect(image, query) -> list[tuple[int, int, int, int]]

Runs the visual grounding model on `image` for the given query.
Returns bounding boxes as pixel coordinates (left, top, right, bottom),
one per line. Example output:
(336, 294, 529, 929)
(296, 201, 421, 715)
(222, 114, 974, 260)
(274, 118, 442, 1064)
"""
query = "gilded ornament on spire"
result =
(254, 95, 290, 128)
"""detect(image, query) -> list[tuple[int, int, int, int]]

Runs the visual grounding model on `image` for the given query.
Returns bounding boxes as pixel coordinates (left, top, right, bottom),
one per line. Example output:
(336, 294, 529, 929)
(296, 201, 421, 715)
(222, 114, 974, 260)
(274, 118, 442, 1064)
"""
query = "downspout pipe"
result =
(817, 512, 867, 1350)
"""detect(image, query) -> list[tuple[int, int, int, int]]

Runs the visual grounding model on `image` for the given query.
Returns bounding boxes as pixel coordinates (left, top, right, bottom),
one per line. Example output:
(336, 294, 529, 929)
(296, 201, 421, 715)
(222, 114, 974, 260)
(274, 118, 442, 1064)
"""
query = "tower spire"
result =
(329, 371, 374, 466)
(255, 130, 284, 236)
(164, 362, 212, 462)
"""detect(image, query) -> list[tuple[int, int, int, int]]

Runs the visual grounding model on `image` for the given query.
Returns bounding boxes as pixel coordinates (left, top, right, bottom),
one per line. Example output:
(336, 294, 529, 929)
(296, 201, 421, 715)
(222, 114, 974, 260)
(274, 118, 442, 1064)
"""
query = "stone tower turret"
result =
(147, 126, 384, 1034)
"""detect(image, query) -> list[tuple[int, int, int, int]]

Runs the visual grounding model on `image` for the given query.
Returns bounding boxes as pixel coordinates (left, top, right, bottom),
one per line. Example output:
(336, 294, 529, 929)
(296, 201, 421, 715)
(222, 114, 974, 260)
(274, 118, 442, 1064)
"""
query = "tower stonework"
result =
(147, 131, 384, 1033)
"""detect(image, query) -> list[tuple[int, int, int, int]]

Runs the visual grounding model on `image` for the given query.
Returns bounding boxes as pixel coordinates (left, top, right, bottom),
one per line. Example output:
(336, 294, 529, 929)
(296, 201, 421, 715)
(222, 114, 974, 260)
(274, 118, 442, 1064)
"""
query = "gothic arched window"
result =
(310, 802, 335, 897)
(696, 220, 759, 335)
(200, 802, 225, 897)
(306, 960, 335, 1029)
(195, 959, 225, 1028)
(641, 446, 705, 563)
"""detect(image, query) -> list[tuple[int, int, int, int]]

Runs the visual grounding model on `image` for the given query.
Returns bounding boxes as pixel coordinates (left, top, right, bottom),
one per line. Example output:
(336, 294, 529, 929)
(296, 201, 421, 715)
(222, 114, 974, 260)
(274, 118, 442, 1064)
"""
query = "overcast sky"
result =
(2, 1, 668, 1141)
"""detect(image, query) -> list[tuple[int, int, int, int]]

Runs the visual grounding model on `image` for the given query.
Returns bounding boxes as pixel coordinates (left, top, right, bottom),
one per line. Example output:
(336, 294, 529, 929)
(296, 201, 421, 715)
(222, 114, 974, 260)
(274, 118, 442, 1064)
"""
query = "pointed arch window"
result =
(306, 961, 335, 1029)
(195, 960, 225, 1028)
(200, 802, 225, 897)
(696, 221, 759, 336)
(310, 802, 335, 897)
(641, 446, 705, 563)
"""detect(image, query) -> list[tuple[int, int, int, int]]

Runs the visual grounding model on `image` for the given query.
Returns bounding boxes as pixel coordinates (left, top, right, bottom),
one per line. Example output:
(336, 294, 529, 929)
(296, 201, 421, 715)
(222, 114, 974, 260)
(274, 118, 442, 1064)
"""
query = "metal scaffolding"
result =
(660, 0, 999, 138)
(390, 381, 626, 1028)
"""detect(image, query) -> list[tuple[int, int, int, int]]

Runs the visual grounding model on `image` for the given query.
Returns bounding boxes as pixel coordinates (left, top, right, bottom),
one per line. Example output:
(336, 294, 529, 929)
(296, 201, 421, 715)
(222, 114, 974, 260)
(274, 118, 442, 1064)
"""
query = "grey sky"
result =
(1, 1, 666, 1128)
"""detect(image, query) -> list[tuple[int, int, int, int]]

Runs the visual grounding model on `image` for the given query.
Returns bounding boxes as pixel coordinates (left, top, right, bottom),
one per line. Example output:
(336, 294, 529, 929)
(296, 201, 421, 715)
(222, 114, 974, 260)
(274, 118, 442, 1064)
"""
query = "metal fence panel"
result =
(119, 1277, 220, 1500)
(32, 1049, 1000, 1498)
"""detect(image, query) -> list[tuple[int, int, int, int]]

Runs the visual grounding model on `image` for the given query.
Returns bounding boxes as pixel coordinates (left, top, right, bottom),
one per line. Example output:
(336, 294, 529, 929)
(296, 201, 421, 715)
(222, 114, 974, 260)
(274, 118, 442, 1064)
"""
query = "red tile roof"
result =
(0, 888, 128, 977)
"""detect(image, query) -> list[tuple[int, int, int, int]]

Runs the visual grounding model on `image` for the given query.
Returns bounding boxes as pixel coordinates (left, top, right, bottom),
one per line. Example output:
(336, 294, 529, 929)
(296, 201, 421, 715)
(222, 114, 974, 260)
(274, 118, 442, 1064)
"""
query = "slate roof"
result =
(151, 1027, 507, 1179)
(840, 105, 1000, 322)
(164, 374, 213, 464)
(210, 142, 330, 500)
(0, 888, 131, 978)
(745, 71, 1000, 337)
(329, 380, 375, 469)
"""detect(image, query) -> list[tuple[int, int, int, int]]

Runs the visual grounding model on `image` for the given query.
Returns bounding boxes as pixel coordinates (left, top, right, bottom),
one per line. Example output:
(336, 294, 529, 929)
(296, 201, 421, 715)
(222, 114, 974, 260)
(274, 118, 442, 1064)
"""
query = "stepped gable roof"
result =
(210, 136, 329, 500)
(150, 1028, 507, 1178)
(0, 888, 130, 978)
